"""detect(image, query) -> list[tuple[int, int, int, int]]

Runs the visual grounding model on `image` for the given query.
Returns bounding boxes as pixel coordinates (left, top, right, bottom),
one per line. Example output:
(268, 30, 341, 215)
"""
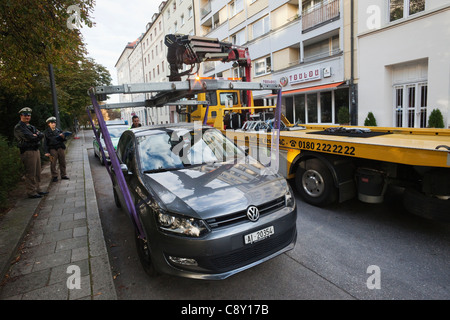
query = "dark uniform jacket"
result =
(14, 121, 44, 154)
(44, 127, 66, 153)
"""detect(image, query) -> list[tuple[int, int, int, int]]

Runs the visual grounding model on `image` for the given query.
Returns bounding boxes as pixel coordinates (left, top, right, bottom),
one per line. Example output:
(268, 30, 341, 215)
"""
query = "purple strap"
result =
(88, 92, 146, 240)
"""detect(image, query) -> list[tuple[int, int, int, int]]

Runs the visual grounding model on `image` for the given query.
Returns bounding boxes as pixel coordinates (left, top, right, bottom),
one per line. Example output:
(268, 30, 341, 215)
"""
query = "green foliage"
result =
(427, 109, 445, 128)
(337, 107, 350, 124)
(0, 135, 23, 210)
(364, 112, 377, 126)
(0, 1, 112, 143)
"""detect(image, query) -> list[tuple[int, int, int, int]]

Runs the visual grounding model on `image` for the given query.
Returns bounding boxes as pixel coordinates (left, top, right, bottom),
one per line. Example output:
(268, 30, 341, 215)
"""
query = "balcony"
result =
(200, 0, 212, 19)
(302, 0, 340, 32)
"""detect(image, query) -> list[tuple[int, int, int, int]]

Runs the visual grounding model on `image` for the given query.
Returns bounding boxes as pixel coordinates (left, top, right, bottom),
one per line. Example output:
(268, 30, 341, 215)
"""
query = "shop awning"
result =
(266, 81, 346, 98)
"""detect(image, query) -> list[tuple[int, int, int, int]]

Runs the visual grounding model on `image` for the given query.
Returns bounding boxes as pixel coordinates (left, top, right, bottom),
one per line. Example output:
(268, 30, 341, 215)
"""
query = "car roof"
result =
(131, 123, 212, 137)
(105, 124, 129, 129)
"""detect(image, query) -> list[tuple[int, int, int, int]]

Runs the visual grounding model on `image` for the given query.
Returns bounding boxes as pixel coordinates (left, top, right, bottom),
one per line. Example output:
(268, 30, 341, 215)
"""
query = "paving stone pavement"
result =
(0, 130, 117, 300)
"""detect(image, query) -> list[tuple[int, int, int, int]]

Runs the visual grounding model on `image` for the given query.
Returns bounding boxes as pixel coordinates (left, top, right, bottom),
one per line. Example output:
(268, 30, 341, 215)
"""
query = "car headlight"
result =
(285, 187, 295, 208)
(157, 210, 209, 237)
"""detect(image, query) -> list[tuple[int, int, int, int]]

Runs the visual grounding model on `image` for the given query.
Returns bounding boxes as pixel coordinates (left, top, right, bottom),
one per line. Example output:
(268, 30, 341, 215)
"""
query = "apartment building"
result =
(198, 0, 357, 125)
(358, 0, 450, 128)
(115, 0, 196, 125)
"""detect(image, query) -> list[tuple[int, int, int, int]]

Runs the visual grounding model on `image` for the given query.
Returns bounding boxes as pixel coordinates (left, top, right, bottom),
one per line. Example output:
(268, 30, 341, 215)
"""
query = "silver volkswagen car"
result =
(112, 123, 297, 279)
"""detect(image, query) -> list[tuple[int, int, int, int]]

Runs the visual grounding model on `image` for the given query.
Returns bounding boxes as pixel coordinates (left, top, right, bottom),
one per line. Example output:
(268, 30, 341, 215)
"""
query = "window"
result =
(390, 0, 425, 22)
(252, 16, 269, 39)
(175, 21, 178, 32)
(230, 0, 243, 17)
(188, 6, 193, 19)
(181, 14, 185, 26)
(307, 93, 318, 123)
(231, 29, 246, 46)
(232, 67, 241, 79)
(304, 35, 339, 62)
(393, 82, 427, 128)
(254, 56, 271, 77)
(220, 92, 239, 105)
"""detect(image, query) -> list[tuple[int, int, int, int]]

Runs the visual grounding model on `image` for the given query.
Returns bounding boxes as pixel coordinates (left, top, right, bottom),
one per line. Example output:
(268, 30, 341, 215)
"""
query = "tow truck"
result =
(162, 34, 450, 222)
(90, 34, 450, 222)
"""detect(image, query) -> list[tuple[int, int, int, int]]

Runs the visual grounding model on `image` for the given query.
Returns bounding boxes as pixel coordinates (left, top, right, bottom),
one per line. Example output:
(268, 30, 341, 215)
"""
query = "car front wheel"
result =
(134, 231, 158, 277)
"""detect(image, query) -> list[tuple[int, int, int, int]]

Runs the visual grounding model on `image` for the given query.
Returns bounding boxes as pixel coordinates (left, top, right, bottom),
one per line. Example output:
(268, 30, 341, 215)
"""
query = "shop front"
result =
(257, 61, 349, 125)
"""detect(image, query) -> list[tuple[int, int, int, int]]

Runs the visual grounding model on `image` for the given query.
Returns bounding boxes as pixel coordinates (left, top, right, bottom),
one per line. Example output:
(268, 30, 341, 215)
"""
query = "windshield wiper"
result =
(143, 167, 181, 174)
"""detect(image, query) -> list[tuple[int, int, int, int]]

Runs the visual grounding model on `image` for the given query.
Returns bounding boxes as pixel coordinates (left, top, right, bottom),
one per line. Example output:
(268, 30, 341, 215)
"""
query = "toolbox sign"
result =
(288, 67, 322, 85)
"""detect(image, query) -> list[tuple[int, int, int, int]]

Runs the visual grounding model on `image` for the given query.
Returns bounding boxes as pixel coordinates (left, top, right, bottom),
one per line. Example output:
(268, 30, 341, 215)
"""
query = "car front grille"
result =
(198, 226, 296, 273)
(205, 196, 286, 229)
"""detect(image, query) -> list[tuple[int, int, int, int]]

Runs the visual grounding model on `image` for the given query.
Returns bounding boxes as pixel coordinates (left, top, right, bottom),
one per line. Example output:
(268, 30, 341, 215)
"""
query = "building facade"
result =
(115, 0, 196, 126)
(358, 0, 450, 128)
(198, 0, 357, 125)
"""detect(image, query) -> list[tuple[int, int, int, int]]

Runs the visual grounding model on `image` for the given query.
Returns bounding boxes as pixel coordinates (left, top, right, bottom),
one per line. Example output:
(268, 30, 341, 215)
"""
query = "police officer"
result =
(14, 107, 49, 199)
(44, 116, 69, 182)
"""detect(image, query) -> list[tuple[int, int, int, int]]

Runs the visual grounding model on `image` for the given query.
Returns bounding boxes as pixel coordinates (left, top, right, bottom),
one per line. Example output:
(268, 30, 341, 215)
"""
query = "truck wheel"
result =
(403, 188, 450, 222)
(135, 231, 158, 277)
(295, 158, 337, 206)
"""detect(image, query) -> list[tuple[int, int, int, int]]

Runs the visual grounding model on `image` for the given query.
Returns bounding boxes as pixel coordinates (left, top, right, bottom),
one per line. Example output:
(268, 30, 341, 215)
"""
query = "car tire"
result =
(99, 153, 105, 166)
(295, 158, 337, 207)
(403, 188, 450, 222)
(113, 189, 121, 208)
(134, 231, 158, 277)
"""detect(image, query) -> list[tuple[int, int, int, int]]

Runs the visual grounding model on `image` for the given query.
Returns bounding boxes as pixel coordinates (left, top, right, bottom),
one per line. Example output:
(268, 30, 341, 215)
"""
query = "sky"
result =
(80, 0, 161, 102)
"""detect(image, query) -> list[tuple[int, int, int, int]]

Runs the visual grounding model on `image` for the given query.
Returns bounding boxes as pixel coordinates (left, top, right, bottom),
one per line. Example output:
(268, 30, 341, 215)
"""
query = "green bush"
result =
(364, 112, 377, 126)
(0, 135, 23, 210)
(427, 109, 444, 128)
(337, 107, 350, 125)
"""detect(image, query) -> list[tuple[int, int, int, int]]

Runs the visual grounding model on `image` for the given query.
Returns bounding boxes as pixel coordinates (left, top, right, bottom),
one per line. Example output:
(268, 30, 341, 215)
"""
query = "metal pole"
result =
(48, 63, 61, 128)
(350, 0, 357, 125)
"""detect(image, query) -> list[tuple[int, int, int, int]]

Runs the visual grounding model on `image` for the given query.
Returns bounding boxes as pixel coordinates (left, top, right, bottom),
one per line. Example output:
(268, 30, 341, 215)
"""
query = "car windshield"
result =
(106, 126, 128, 138)
(138, 128, 245, 173)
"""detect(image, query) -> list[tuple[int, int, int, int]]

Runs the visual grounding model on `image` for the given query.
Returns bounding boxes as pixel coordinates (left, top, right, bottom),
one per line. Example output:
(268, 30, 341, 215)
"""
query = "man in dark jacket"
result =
(14, 107, 49, 198)
(44, 116, 68, 182)
(130, 115, 142, 128)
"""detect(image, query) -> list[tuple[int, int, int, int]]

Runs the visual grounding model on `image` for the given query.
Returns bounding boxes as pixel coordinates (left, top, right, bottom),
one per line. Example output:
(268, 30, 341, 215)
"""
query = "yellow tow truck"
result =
(184, 87, 450, 222)
(163, 34, 450, 222)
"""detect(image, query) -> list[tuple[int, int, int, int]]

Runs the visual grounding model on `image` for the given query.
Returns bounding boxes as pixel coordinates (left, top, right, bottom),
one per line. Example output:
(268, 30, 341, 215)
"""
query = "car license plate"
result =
(244, 226, 274, 245)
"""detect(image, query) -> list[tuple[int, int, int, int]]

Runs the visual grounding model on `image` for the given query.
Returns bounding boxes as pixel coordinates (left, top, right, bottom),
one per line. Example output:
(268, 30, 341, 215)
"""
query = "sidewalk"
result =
(0, 130, 117, 300)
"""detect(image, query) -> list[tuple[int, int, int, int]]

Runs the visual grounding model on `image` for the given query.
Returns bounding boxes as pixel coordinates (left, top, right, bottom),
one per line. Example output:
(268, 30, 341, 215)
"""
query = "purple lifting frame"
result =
(88, 90, 146, 240)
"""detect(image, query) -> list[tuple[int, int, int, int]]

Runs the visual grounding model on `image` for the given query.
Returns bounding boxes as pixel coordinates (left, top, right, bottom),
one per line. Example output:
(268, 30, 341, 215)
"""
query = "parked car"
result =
(93, 124, 130, 165)
(112, 123, 297, 279)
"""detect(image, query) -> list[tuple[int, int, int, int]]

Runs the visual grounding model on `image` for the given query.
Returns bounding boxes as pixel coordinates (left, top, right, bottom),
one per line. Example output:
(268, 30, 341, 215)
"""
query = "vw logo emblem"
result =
(247, 206, 260, 222)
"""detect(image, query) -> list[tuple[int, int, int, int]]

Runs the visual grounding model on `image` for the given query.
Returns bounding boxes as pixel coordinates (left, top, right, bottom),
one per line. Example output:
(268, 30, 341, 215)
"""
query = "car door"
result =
(114, 133, 134, 209)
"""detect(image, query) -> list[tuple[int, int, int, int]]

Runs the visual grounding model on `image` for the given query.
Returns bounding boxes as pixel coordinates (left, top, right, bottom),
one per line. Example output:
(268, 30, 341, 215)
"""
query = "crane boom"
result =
(164, 34, 252, 82)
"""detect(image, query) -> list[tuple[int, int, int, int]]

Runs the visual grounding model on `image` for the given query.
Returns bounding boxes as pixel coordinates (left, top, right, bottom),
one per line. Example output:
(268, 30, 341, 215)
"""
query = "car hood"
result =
(142, 161, 287, 219)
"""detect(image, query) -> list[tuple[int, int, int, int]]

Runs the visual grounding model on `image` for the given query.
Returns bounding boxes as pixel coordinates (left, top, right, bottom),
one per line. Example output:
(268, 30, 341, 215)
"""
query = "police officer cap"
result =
(46, 116, 57, 123)
(19, 107, 32, 114)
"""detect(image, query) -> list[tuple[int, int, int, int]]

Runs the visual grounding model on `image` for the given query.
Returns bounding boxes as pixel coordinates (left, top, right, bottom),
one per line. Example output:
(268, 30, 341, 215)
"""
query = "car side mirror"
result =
(120, 163, 133, 175)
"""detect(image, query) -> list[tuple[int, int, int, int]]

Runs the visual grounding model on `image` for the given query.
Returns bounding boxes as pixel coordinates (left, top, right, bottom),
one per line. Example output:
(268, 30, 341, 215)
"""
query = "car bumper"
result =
(144, 205, 297, 280)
